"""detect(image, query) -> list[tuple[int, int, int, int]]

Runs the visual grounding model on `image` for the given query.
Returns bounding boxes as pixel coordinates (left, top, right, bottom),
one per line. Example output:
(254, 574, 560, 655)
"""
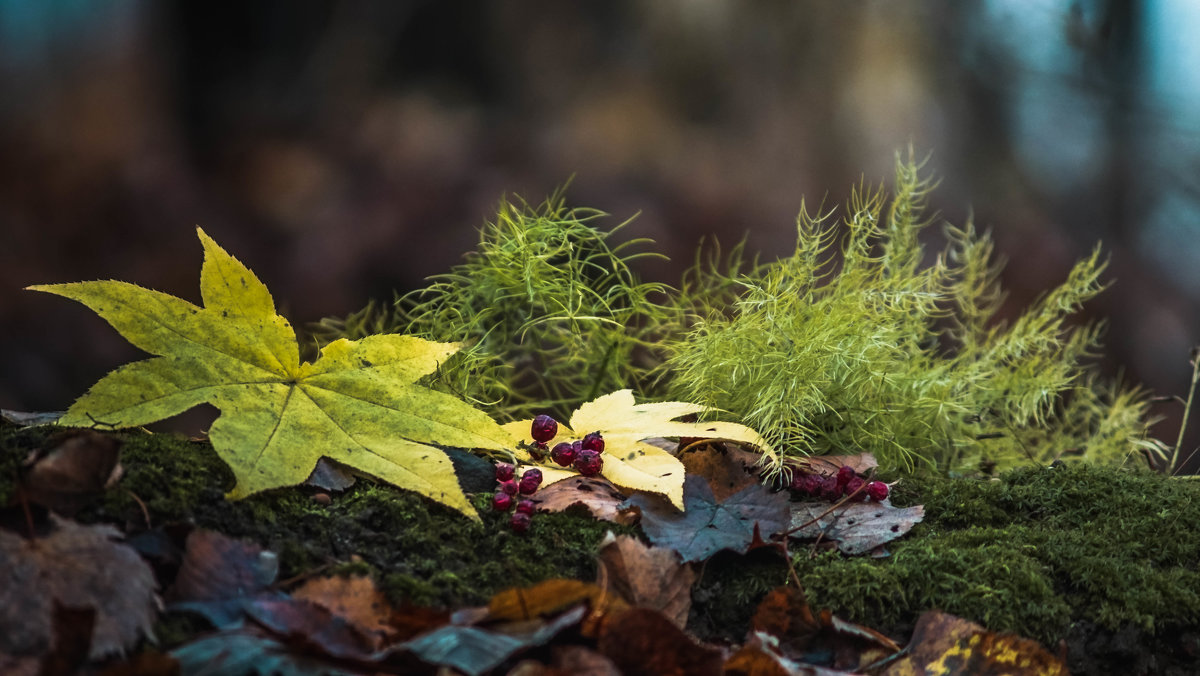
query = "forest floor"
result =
(3, 419, 1200, 675)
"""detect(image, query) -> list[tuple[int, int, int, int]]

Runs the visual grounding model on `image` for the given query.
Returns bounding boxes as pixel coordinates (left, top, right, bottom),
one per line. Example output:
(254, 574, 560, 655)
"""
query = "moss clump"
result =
(783, 464, 1200, 646)
(0, 423, 637, 613)
(665, 153, 1163, 473)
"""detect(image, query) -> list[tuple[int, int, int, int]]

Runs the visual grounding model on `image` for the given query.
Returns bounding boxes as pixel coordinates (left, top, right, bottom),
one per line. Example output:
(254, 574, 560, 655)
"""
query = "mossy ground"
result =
(4, 420, 1200, 673)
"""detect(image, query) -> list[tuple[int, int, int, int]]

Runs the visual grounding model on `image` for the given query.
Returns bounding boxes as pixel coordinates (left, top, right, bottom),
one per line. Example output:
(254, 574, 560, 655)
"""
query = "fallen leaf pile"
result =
(503, 389, 777, 508)
(0, 428, 1074, 675)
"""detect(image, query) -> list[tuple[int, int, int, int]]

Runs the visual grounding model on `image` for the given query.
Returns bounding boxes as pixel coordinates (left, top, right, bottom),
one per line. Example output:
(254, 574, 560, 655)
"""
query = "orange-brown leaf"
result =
(596, 533, 696, 628)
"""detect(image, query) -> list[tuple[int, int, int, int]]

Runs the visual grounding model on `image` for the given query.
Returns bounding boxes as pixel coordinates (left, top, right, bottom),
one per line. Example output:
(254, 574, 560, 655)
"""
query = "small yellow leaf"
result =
(29, 228, 518, 519)
(507, 390, 775, 509)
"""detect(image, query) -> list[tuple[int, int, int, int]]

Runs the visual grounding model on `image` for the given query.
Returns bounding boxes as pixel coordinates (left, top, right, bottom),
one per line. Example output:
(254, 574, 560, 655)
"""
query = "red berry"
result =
(518, 475, 539, 495)
(574, 449, 603, 477)
(495, 463, 515, 482)
(531, 415, 558, 443)
(492, 492, 513, 511)
(499, 479, 518, 496)
(510, 511, 532, 534)
(866, 481, 889, 501)
(522, 468, 543, 486)
(789, 472, 806, 491)
(551, 441, 577, 467)
(515, 499, 536, 515)
(844, 476, 866, 500)
(818, 476, 841, 502)
(789, 472, 817, 495)
(836, 465, 857, 487)
(581, 432, 605, 454)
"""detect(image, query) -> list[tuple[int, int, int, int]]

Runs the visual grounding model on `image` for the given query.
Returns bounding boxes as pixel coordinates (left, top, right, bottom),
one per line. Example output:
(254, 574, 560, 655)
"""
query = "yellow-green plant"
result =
(388, 193, 672, 421)
(665, 155, 1165, 473)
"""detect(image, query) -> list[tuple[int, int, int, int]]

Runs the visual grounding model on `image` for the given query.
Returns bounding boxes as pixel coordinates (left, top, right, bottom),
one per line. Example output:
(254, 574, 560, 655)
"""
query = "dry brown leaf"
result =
(884, 610, 1068, 676)
(788, 502, 924, 555)
(21, 430, 123, 515)
(596, 533, 696, 628)
(0, 516, 158, 660)
(793, 453, 878, 478)
(292, 575, 400, 648)
(528, 476, 640, 525)
(486, 579, 612, 623)
(752, 586, 900, 671)
(166, 529, 275, 604)
(678, 441, 765, 501)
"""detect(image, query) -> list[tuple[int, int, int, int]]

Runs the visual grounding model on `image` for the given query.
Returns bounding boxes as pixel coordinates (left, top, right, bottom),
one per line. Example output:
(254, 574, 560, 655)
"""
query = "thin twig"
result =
(1170, 347, 1200, 474)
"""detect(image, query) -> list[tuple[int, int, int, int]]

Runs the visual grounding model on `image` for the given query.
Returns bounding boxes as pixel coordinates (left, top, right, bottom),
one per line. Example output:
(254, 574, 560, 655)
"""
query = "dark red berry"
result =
(551, 441, 577, 467)
(818, 476, 842, 502)
(531, 415, 558, 443)
(866, 481, 889, 501)
(574, 449, 603, 477)
(510, 511, 532, 534)
(789, 473, 819, 495)
(499, 479, 518, 496)
(492, 492, 514, 511)
(522, 468, 543, 486)
(515, 499, 536, 515)
(518, 475, 539, 495)
(789, 472, 806, 491)
(844, 476, 866, 500)
(836, 465, 857, 487)
(581, 432, 605, 454)
(495, 463, 515, 482)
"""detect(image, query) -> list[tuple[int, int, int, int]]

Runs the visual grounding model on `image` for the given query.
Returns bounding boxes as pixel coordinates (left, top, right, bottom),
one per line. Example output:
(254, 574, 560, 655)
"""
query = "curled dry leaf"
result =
(596, 532, 696, 628)
(884, 610, 1068, 676)
(0, 515, 159, 660)
(788, 502, 925, 556)
(485, 579, 615, 623)
(292, 575, 403, 650)
(20, 429, 123, 516)
(528, 476, 640, 525)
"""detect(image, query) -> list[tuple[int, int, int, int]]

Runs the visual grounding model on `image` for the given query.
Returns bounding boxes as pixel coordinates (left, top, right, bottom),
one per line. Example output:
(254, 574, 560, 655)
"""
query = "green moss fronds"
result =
(665, 153, 1161, 473)
(393, 191, 672, 420)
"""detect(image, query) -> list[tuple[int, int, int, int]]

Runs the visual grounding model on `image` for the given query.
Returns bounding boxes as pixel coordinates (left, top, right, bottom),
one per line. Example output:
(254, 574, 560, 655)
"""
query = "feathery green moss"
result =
(665, 153, 1164, 473)
(379, 192, 671, 422)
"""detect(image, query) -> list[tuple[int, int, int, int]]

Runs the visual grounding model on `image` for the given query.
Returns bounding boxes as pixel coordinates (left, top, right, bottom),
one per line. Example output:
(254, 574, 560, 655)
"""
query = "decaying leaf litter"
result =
(2, 407, 1064, 674)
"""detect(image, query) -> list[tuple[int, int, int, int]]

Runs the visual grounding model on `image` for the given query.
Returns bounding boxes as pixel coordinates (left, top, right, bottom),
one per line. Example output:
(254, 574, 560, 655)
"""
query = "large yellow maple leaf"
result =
(29, 228, 516, 518)
(504, 390, 775, 509)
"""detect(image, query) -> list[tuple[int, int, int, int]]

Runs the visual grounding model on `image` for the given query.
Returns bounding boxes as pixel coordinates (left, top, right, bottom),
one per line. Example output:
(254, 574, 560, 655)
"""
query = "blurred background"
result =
(2, 1, 1199, 461)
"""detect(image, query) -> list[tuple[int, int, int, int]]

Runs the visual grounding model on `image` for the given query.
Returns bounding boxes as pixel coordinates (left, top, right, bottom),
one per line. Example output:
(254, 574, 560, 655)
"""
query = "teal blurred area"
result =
(1, 1, 1197, 460)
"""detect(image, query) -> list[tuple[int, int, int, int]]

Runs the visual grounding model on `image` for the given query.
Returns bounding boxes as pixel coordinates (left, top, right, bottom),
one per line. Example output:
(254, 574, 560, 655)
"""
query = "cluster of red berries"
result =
(790, 464, 889, 502)
(529, 414, 605, 477)
(492, 462, 542, 533)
